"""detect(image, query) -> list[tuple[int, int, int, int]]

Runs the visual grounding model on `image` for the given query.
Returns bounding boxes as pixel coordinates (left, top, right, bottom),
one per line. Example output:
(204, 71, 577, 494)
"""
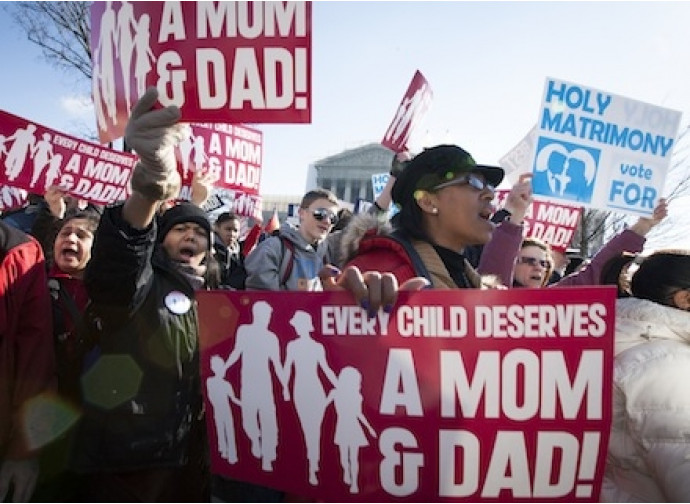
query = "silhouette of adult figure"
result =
(92, 60, 108, 132)
(96, 1, 118, 123)
(325, 366, 376, 494)
(532, 143, 569, 197)
(207, 355, 241, 464)
(4, 124, 37, 182)
(116, 0, 138, 115)
(560, 150, 597, 202)
(0, 187, 15, 209)
(393, 83, 430, 148)
(133, 14, 156, 99)
(283, 310, 337, 485)
(43, 153, 63, 191)
(192, 135, 208, 174)
(384, 96, 411, 144)
(0, 135, 8, 161)
(177, 133, 194, 181)
(30, 133, 53, 187)
(225, 301, 287, 471)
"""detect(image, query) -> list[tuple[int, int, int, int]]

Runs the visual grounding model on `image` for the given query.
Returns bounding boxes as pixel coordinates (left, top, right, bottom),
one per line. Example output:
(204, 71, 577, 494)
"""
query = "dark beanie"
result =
(157, 202, 212, 245)
(392, 144, 504, 208)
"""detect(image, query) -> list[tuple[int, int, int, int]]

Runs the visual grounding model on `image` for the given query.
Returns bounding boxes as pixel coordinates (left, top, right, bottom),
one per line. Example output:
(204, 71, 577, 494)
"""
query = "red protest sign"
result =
(198, 287, 615, 502)
(496, 190, 583, 254)
(0, 110, 137, 207)
(90, 2, 312, 143)
(381, 70, 433, 152)
(0, 186, 29, 213)
(175, 123, 263, 219)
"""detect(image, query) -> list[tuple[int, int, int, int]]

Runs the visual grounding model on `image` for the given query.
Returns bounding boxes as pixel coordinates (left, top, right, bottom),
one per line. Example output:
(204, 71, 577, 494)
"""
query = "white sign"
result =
(499, 127, 537, 183)
(370, 172, 398, 219)
(371, 172, 389, 199)
(529, 77, 682, 217)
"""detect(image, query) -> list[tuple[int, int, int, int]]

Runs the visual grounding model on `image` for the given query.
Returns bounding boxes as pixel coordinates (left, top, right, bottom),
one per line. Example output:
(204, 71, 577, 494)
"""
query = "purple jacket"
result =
(478, 223, 646, 288)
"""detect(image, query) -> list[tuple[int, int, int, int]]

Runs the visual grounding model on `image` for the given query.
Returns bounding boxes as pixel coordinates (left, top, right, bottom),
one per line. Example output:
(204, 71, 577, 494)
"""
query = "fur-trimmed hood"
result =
(338, 212, 502, 289)
(339, 212, 393, 267)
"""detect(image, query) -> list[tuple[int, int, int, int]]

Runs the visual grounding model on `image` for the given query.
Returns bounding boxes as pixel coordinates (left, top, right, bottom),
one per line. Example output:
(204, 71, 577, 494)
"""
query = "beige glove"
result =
(125, 87, 188, 201)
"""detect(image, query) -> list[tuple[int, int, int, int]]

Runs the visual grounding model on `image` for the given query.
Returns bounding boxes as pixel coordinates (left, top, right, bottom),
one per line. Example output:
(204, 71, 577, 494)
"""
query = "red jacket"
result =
(345, 229, 421, 284)
(0, 221, 55, 460)
(340, 213, 497, 289)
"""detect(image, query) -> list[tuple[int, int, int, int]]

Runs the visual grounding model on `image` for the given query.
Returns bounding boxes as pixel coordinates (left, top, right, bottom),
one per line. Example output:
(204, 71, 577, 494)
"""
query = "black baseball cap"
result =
(392, 144, 504, 206)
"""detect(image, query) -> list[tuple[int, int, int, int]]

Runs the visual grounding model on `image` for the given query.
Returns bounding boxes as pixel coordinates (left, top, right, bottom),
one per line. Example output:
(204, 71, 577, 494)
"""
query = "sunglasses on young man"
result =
(518, 256, 550, 269)
(311, 208, 339, 226)
(432, 173, 495, 193)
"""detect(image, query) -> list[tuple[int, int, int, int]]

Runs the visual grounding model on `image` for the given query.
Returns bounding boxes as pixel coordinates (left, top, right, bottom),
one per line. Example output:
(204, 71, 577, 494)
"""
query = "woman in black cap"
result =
(339, 144, 524, 294)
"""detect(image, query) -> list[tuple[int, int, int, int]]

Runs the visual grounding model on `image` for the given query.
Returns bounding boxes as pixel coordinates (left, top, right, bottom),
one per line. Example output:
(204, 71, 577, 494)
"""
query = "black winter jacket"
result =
(73, 204, 203, 472)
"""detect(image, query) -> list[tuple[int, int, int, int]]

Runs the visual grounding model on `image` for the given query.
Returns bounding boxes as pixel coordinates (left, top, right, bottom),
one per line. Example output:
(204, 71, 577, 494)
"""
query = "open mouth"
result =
(60, 248, 79, 260)
(178, 246, 195, 261)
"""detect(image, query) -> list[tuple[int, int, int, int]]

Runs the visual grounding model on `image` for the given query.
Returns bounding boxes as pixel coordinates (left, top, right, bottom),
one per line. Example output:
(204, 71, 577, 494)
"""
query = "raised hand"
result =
(125, 87, 189, 201)
(630, 197, 668, 236)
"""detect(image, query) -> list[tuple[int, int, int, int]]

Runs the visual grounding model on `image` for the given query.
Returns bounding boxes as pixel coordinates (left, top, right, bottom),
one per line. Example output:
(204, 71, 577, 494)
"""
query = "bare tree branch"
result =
(4, 2, 92, 81)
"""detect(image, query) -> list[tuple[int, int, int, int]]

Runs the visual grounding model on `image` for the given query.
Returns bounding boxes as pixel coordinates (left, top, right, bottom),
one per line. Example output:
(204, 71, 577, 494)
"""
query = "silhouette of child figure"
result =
(325, 366, 376, 493)
(206, 355, 241, 464)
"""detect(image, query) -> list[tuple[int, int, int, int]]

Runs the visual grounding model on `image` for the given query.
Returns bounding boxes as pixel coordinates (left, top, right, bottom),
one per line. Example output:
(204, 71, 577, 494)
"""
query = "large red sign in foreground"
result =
(198, 287, 615, 502)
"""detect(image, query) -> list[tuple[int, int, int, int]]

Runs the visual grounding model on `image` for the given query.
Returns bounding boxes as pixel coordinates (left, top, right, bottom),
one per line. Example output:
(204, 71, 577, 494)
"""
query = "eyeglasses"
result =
(311, 208, 339, 226)
(518, 256, 550, 269)
(432, 173, 495, 193)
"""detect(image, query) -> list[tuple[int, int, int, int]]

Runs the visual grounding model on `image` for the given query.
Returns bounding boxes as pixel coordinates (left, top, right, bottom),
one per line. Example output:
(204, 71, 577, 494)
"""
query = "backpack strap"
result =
(278, 235, 295, 289)
(387, 230, 483, 289)
(387, 229, 431, 281)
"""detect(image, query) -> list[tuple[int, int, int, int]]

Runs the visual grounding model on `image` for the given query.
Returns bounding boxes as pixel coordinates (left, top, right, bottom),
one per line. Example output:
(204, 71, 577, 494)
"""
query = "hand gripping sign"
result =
(198, 286, 616, 502)
(381, 70, 433, 153)
(494, 189, 582, 255)
(90, 1, 312, 143)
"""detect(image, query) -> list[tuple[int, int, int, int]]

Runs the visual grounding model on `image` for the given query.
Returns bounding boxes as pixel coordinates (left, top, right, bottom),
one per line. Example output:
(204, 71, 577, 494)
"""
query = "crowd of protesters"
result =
(1, 87, 688, 503)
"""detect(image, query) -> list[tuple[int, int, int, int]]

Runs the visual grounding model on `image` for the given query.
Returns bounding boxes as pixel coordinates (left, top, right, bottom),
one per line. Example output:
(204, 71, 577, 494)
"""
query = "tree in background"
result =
(5, 2, 92, 80)
(3, 2, 95, 141)
(5, 2, 690, 253)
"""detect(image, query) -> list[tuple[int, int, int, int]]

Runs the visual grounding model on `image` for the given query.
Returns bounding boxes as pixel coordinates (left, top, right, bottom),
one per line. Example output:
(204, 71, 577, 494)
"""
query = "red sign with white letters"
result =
(495, 190, 582, 254)
(0, 109, 136, 208)
(90, 2, 312, 143)
(177, 123, 263, 220)
(198, 287, 615, 502)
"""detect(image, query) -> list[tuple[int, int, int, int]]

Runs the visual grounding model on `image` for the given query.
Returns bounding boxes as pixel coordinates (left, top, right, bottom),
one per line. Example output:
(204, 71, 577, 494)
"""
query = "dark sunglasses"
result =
(518, 256, 550, 269)
(432, 173, 495, 193)
(311, 208, 339, 225)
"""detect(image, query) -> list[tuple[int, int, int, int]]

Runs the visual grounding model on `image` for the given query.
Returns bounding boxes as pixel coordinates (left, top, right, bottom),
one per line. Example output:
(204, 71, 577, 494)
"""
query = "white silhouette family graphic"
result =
(384, 82, 432, 149)
(206, 301, 377, 494)
(0, 186, 27, 211)
(175, 131, 208, 181)
(1, 125, 63, 192)
(93, 0, 156, 131)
